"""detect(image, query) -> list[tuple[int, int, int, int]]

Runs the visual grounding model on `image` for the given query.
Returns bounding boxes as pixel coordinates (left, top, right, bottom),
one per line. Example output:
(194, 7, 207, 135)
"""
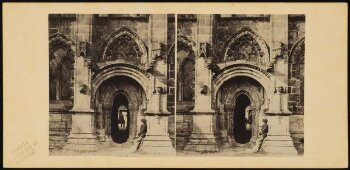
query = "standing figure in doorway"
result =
(254, 118, 269, 153)
(133, 118, 147, 152)
(119, 112, 125, 128)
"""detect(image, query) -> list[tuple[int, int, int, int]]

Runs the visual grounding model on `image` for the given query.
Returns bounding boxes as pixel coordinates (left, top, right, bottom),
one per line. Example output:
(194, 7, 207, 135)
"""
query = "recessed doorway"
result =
(111, 93, 130, 144)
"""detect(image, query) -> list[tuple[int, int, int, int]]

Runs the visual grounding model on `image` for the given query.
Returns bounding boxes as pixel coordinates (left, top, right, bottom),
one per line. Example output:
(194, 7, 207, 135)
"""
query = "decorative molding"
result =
(100, 27, 148, 64)
(49, 32, 76, 60)
(213, 63, 271, 79)
(91, 63, 150, 103)
(223, 28, 270, 69)
(177, 35, 196, 52)
(148, 43, 168, 70)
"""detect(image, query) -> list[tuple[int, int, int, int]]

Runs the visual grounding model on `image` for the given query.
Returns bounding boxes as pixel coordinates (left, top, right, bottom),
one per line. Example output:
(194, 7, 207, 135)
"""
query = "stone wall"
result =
(168, 115, 176, 147)
(288, 15, 305, 115)
(175, 114, 193, 151)
(167, 14, 176, 115)
(49, 14, 77, 41)
(289, 115, 304, 154)
(49, 110, 72, 151)
(287, 15, 304, 154)
(288, 15, 305, 48)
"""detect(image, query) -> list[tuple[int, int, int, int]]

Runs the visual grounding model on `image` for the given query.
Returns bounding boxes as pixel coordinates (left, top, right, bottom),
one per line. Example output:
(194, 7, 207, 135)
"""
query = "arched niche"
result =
(94, 75, 147, 144)
(213, 63, 272, 103)
(177, 35, 196, 104)
(223, 28, 270, 69)
(215, 76, 265, 147)
(288, 37, 305, 113)
(100, 27, 148, 65)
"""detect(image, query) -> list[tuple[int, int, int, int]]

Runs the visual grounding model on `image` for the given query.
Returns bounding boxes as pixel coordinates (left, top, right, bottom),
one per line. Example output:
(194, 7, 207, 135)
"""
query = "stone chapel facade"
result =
(49, 14, 175, 153)
(48, 14, 304, 155)
(176, 14, 304, 154)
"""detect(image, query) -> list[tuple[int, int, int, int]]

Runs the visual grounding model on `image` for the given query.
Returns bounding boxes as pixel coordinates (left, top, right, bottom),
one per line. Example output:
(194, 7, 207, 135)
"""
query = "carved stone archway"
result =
(93, 74, 148, 145)
(100, 27, 148, 65)
(215, 75, 265, 147)
(91, 63, 150, 101)
(222, 28, 270, 69)
(213, 63, 272, 105)
(91, 63, 150, 145)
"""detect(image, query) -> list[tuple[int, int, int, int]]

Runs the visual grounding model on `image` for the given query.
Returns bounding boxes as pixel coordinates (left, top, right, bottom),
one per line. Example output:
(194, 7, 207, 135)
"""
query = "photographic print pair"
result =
(49, 14, 304, 157)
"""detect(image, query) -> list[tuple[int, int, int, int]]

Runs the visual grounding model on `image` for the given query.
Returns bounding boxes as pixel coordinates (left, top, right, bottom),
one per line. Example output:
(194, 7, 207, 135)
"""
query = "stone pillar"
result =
(184, 14, 219, 152)
(63, 14, 98, 152)
(96, 103, 107, 142)
(142, 14, 175, 154)
(263, 15, 297, 155)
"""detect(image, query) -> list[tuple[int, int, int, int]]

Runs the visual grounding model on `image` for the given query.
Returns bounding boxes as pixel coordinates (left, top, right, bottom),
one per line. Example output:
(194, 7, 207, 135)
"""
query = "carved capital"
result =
(148, 42, 167, 69)
(199, 42, 213, 59)
(272, 41, 288, 62)
(151, 42, 167, 58)
(200, 85, 209, 95)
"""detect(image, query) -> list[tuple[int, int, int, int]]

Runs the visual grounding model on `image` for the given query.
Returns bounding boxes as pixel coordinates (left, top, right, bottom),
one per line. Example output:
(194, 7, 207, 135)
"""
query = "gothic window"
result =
(177, 35, 196, 103)
(105, 35, 138, 63)
(289, 39, 305, 80)
(180, 58, 195, 102)
(49, 33, 74, 101)
(226, 34, 264, 62)
(101, 28, 148, 65)
(288, 38, 305, 113)
(49, 48, 74, 101)
(223, 29, 270, 69)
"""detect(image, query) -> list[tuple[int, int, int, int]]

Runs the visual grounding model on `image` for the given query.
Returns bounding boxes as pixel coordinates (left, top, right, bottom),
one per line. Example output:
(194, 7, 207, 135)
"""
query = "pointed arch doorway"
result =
(93, 75, 148, 146)
(216, 76, 266, 147)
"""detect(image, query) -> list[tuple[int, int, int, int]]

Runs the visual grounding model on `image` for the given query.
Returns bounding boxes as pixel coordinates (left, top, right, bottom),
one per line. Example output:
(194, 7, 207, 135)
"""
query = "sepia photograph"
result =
(3, 2, 347, 168)
(176, 14, 304, 156)
(48, 14, 176, 156)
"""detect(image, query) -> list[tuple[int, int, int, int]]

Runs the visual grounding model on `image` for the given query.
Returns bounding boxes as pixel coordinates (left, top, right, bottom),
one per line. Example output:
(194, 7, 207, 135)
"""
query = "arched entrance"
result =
(215, 74, 268, 148)
(93, 74, 148, 145)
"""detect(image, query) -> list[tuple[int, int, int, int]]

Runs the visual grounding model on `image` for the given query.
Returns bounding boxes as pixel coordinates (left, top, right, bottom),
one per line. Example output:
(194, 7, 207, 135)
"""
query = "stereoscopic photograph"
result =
(48, 13, 305, 157)
(3, 3, 347, 168)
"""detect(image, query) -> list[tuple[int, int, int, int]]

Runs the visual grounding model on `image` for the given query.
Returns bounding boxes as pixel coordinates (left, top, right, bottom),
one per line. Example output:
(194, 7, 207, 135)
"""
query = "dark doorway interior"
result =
(233, 94, 252, 144)
(111, 93, 130, 144)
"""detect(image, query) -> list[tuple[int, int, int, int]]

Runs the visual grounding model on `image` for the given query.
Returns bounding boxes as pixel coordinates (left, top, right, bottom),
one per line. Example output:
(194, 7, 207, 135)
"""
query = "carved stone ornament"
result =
(223, 28, 270, 69)
(101, 27, 148, 64)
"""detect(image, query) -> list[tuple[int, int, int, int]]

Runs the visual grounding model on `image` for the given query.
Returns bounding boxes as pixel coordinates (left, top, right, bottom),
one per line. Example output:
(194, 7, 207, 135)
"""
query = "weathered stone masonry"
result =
(49, 14, 175, 153)
(176, 14, 304, 154)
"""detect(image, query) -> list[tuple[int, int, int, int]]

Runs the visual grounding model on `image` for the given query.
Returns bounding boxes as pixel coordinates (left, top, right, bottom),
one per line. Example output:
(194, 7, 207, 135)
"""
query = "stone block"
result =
(49, 121, 66, 130)
(49, 114, 62, 121)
